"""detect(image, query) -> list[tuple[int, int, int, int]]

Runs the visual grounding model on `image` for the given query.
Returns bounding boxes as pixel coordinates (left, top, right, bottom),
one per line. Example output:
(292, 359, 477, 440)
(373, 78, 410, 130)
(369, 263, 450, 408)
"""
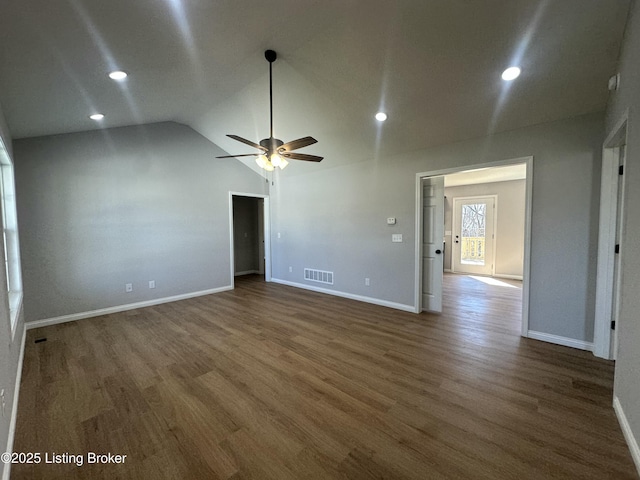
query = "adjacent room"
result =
(1, 1, 640, 478)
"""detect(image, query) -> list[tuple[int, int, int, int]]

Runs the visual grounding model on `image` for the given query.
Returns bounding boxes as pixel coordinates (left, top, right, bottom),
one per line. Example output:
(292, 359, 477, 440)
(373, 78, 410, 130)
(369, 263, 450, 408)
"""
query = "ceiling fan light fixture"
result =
(256, 155, 268, 169)
(270, 153, 282, 167)
(278, 158, 289, 170)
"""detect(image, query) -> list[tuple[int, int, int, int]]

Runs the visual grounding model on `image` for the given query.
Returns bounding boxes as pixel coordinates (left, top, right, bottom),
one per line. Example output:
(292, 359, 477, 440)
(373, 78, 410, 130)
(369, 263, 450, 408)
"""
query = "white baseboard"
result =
(271, 278, 415, 313)
(614, 395, 640, 476)
(527, 330, 594, 351)
(2, 323, 26, 480)
(26, 286, 233, 330)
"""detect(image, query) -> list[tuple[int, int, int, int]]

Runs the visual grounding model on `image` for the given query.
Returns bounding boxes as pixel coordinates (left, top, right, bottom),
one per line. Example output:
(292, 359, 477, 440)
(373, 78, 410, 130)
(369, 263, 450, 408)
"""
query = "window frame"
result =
(0, 136, 23, 339)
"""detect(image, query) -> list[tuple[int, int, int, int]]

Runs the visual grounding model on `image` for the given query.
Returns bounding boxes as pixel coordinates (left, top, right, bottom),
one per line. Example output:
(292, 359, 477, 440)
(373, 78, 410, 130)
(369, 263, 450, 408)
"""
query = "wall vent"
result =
(304, 268, 334, 285)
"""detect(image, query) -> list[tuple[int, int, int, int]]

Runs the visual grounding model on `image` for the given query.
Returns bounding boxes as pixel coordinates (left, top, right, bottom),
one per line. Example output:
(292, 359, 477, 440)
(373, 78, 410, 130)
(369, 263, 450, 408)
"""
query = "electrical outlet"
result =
(125, 283, 133, 293)
(365, 278, 370, 286)
(392, 234, 403, 243)
(149, 280, 156, 289)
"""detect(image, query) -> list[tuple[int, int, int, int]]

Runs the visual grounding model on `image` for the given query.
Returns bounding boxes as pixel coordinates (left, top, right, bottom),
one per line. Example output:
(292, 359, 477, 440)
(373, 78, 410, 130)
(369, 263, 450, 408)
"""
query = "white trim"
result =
(271, 278, 415, 313)
(2, 322, 26, 480)
(594, 111, 628, 359)
(229, 192, 271, 289)
(413, 174, 424, 313)
(9, 292, 22, 343)
(415, 156, 533, 335)
(26, 286, 232, 330)
(527, 330, 593, 351)
(613, 395, 640, 475)
(521, 157, 533, 337)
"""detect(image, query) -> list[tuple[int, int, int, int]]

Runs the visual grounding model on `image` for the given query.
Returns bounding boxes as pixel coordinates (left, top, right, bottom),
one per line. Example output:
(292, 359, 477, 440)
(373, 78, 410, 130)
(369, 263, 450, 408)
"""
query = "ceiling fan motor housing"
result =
(260, 137, 284, 153)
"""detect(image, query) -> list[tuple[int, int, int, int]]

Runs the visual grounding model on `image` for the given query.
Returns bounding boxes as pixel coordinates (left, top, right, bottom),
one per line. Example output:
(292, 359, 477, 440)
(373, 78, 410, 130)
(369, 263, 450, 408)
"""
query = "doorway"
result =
(229, 192, 271, 287)
(594, 115, 627, 360)
(451, 195, 497, 276)
(414, 157, 532, 337)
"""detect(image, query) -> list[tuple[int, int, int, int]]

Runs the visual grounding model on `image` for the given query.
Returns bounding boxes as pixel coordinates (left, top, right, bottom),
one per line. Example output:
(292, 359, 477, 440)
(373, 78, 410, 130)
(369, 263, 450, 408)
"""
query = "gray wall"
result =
(606, 0, 640, 464)
(0, 102, 25, 479)
(271, 112, 602, 342)
(444, 180, 525, 277)
(14, 122, 267, 322)
(233, 196, 262, 275)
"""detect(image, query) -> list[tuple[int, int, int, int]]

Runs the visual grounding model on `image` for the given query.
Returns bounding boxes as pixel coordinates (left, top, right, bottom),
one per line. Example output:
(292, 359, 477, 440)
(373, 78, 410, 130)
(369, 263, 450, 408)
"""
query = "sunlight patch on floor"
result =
(469, 275, 519, 288)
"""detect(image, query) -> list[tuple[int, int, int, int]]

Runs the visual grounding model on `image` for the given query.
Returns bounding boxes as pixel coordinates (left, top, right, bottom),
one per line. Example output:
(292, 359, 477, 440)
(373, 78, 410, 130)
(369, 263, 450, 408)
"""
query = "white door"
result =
(421, 176, 444, 312)
(452, 196, 496, 276)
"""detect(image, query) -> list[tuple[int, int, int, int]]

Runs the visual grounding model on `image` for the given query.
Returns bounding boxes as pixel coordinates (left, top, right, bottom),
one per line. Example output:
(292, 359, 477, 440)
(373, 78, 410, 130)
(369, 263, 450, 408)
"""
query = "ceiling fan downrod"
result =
(265, 49, 277, 140)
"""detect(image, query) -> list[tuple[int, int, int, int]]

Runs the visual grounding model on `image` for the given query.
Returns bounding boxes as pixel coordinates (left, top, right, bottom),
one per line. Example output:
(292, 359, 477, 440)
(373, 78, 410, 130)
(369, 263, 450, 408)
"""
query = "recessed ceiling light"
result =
(375, 112, 388, 122)
(108, 70, 127, 80)
(89, 113, 104, 121)
(501, 66, 521, 81)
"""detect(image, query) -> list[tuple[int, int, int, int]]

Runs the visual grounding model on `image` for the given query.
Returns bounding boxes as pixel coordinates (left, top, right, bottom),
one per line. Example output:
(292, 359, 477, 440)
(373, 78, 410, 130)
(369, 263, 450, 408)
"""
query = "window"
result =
(460, 203, 487, 265)
(0, 136, 22, 336)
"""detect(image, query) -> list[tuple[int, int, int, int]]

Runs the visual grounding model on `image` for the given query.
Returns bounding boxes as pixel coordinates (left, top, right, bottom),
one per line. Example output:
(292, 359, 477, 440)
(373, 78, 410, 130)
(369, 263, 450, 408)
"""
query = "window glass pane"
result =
(460, 203, 486, 265)
(0, 139, 23, 334)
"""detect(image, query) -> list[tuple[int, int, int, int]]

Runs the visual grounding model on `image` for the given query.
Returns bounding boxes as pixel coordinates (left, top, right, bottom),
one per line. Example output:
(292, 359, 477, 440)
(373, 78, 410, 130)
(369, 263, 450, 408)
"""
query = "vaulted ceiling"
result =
(0, 0, 631, 172)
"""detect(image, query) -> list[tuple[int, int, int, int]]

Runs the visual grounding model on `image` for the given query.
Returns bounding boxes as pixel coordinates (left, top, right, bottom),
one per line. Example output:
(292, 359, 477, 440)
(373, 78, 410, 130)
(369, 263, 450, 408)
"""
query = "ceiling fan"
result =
(216, 49, 323, 171)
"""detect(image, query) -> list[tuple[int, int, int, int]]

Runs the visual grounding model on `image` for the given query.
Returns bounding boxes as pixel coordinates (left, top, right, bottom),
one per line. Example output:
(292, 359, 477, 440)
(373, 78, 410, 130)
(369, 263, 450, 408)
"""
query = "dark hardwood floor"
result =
(11, 274, 638, 479)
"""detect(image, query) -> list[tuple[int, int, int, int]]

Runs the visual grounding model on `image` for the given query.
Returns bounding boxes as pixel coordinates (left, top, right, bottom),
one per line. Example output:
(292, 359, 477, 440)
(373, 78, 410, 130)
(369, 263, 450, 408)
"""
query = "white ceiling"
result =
(0, 1, 631, 172)
(444, 164, 527, 187)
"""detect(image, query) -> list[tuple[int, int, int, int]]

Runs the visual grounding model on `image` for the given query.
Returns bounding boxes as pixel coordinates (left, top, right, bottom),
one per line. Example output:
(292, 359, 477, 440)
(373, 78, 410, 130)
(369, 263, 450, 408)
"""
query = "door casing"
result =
(414, 156, 533, 337)
(594, 112, 628, 359)
(229, 192, 271, 288)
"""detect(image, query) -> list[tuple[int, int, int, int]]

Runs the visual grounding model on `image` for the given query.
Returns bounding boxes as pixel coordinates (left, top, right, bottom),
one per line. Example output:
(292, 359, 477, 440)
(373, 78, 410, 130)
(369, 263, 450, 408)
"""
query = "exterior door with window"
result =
(452, 196, 496, 276)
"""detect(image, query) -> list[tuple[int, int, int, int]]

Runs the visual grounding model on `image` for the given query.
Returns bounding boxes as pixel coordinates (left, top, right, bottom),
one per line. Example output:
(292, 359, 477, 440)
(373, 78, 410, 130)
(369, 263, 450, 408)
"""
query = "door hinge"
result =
(615, 244, 620, 254)
(611, 320, 616, 330)
(619, 165, 624, 175)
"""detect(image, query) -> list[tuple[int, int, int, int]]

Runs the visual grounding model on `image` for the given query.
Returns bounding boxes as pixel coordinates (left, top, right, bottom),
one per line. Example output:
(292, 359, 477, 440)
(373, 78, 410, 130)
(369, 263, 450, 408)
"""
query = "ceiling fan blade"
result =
(282, 152, 323, 162)
(216, 153, 261, 158)
(227, 134, 267, 151)
(278, 136, 318, 152)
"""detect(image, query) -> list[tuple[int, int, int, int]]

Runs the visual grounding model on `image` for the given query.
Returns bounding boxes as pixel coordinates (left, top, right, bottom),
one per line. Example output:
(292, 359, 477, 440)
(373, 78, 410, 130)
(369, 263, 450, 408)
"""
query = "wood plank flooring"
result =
(11, 274, 638, 479)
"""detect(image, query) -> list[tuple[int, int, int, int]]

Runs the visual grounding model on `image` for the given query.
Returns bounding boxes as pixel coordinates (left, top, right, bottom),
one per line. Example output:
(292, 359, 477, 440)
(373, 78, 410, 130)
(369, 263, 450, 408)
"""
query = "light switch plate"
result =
(392, 234, 403, 243)
(387, 217, 396, 225)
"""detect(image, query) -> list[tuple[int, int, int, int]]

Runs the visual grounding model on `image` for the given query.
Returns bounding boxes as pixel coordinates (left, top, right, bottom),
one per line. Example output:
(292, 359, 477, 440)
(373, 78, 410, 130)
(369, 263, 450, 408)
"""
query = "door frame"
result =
(229, 192, 271, 288)
(594, 111, 628, 359)
(451, 195, 498, 276)
(414, 156, 533, 337)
